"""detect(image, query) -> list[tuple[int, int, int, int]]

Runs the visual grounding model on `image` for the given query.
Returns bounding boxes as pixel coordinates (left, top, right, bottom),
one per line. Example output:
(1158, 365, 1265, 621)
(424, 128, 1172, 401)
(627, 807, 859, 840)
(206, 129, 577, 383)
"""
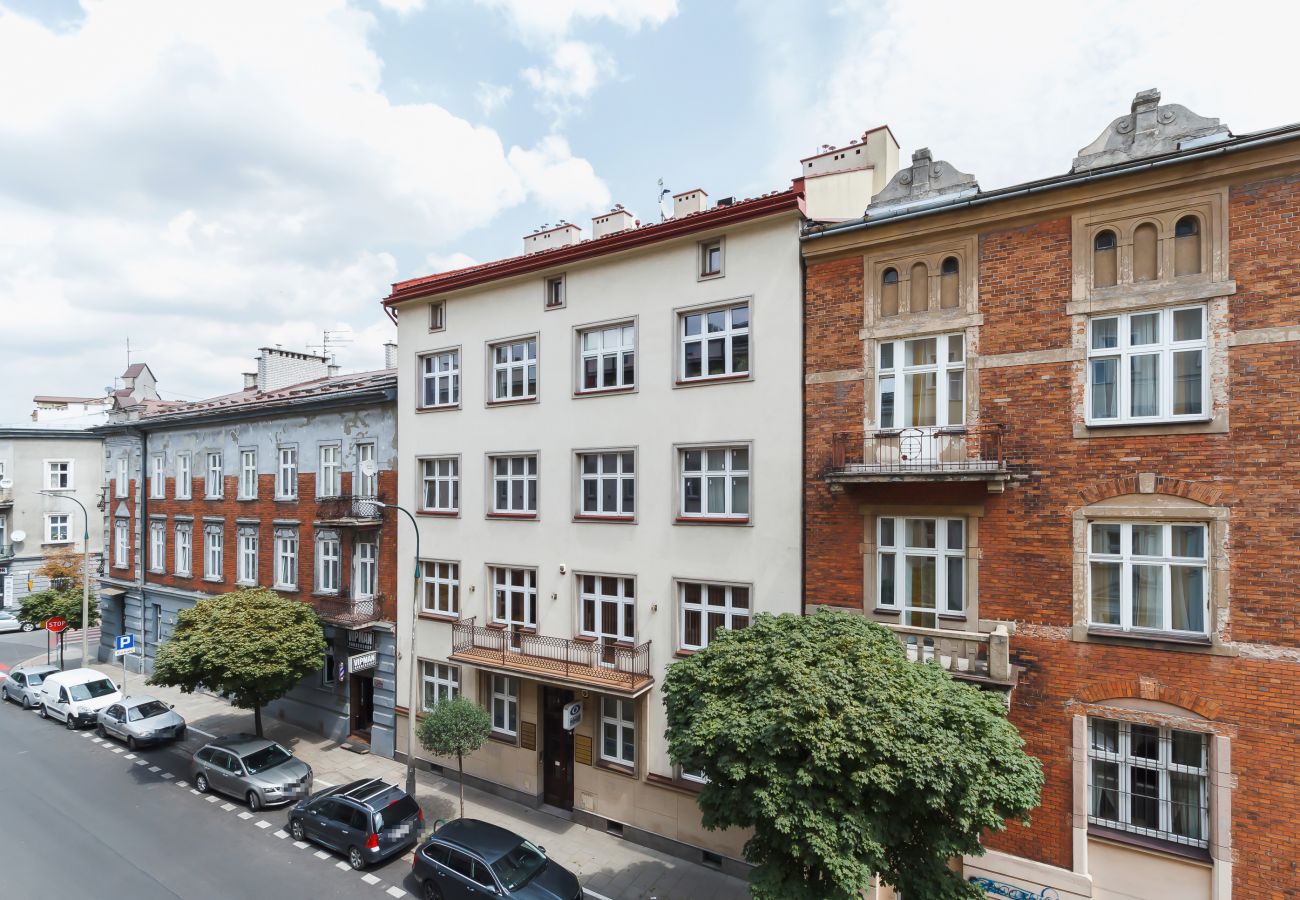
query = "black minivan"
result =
(412, 818, 582, 900)
(287, 778, 423, 870)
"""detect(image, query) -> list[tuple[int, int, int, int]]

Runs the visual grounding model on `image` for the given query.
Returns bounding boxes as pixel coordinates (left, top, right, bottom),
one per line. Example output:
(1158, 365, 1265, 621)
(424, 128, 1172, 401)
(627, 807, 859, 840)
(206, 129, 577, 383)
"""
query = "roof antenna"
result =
(657, 178, 671, 222)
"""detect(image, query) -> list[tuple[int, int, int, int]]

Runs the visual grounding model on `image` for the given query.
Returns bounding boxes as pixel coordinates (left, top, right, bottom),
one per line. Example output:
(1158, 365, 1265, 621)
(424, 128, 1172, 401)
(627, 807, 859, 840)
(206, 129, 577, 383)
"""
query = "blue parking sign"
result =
(114, 634, 135, 652)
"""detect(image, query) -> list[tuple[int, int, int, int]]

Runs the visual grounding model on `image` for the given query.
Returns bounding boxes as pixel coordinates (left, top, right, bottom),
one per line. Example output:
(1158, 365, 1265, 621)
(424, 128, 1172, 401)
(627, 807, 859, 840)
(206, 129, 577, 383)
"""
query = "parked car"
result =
(190, 733, 312, 811)
(96, 695, 186, 750)
(0, 664, 59, 709)
(0, 611, 35, 633)
(38, 668, 123, 730)
(413, 819, 583, 900)
(287, 777, 423, 871)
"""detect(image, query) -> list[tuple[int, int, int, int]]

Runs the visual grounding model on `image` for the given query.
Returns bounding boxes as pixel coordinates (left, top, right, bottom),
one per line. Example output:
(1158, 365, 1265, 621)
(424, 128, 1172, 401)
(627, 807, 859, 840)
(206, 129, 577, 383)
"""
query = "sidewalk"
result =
(51, 652, 751, 900)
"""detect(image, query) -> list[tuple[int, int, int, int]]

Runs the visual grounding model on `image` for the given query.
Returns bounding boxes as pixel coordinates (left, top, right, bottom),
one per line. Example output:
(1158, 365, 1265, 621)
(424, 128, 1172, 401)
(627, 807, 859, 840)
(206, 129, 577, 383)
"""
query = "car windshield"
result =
(28, 673, 47, 686)
(241, 744, 292, 774)
(490, 840, 547, 892)
(69, 679, 117, 701)
(128, 701, 170, 721)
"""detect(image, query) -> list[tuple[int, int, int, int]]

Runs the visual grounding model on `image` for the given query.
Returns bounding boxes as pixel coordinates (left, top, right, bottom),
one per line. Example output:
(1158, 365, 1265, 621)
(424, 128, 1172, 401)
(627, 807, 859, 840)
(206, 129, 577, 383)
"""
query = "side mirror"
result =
(537, 846, 546, 855)
(169, 704, 175, 709)
(116, 683, 122, 690)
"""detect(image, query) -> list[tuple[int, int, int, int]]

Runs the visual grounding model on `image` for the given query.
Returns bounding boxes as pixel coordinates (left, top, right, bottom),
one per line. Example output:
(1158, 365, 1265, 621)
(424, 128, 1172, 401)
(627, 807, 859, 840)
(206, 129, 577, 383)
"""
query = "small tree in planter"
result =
(416, 696, 492, 819)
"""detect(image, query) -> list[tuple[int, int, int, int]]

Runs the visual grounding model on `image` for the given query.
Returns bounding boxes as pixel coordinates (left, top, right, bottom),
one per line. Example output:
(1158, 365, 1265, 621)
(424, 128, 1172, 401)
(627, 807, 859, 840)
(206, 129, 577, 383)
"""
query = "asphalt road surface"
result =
(0, 632, 423, 899)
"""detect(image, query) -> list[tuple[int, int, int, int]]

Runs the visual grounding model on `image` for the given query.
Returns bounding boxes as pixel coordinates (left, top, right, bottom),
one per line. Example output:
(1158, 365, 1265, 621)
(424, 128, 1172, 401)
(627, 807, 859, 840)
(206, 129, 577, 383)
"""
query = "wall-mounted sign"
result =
(348, 650, 378, 673)
(562, 700, 583, 731)
(347, 630, 375, 651)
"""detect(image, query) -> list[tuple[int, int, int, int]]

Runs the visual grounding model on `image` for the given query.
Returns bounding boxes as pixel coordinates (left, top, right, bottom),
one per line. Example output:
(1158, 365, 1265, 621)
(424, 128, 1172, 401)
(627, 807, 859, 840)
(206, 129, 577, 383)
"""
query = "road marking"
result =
(161, 773, 175, 780)
(190, 789, 200, 795)
(385, 887, 406, 898)
(79, 731, 92, 738)
(92, 738, 104, 744)
(315, 778, 334, 787)
(206, 796, 219, 804)
(188, 726, 216, 739)
(584, 890, 616, 900)
(361, 873, 380, 886)
(221, 802, 236, 811)
(148, 766, 161, 773)
(314, 850, 331, 860)
(273, 830, 288, 839)
(293, 841, 310, 849)
(124, 753, 137, 759)
(335, 861, 351, 871)
(133, 759, 147, 767)
(175, 780, 188, 787)
(110, 747, 125, 754)
(238, 811, 254, 820)
(255, 820, 272, 829)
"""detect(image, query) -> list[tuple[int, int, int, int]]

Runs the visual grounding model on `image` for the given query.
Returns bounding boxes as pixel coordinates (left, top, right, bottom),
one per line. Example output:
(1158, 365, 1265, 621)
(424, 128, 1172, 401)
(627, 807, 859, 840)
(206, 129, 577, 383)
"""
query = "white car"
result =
(38, 668, 123, 730)
(0, 611, 34, 633)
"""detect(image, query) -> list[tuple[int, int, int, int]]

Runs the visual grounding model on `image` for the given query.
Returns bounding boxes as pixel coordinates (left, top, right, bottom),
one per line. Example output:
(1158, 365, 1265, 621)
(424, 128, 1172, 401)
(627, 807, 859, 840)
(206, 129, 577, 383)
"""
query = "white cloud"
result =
(474, 0, 677, 40)
(509, 135, 611, 215)
(376, 0, 426, 13)
(522, 39, 613, 107)
(425, 251, 478, 272)
(475, 81, 513, 115)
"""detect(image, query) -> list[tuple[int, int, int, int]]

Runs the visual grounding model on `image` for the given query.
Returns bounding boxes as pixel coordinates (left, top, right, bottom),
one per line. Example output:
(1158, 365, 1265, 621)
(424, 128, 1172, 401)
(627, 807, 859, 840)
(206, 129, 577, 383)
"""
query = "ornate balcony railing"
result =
(450, 617, 653, 695)
(312, 593, 386, 628)
(315, 494, 386, 524)
(884, 622, 1014, 686)
(828, 425, 1010, 486)
(0, 543, 12, 561)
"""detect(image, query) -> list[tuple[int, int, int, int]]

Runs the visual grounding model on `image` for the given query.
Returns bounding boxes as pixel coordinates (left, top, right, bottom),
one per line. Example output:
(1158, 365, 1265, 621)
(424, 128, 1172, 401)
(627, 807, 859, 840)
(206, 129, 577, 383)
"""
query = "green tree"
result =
(18, 587, 100, 630)
(416, 696, 492, 819)
(148, 588, 325, 737)
(663, 609, 1043, 900)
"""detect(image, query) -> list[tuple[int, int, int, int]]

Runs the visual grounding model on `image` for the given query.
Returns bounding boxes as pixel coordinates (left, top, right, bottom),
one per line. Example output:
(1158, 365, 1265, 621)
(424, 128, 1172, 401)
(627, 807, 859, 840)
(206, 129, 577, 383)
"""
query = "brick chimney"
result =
(673, 189, 708, 218)
(523, 222, 581, 255)
(592, 206, 635, 239)
(801, 125, 901, 222)
(256, 347, 331, 392)
(383, 342, 398, 370)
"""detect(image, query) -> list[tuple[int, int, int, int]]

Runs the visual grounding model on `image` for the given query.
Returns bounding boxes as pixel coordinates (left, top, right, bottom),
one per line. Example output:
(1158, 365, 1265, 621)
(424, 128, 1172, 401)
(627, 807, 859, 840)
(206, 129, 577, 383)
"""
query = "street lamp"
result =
(374, 500, 421, 798)
(38, 489, 91, 669)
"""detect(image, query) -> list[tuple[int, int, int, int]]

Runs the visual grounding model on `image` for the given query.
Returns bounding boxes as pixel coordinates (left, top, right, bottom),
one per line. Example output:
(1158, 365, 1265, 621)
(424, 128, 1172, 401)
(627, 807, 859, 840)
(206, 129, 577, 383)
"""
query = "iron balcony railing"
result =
(829, 424, 1007, 479)
(315, 494, 386, 523)
(312, 593, 386, 628)
(450, 617, 653, 694)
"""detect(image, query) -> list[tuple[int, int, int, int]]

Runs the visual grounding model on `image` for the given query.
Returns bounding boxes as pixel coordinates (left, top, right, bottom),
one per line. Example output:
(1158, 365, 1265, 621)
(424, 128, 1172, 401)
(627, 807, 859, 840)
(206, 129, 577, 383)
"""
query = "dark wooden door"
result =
(542, 687, 575, 809)
(350, 674, 374, 736)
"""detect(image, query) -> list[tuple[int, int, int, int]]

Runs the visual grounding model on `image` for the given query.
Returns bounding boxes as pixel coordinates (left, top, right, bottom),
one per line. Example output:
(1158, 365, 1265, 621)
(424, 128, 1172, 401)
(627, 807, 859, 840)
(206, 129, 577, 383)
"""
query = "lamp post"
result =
(38, 490, 91, 668)
(375, 501, 421, 798)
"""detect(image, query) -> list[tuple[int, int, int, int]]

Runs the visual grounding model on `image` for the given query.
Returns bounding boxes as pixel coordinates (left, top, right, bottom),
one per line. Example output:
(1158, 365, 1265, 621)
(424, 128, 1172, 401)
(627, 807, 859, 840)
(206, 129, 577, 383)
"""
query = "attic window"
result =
(700, 239, 723, 278)
(545, 275, 566, 310)
(429, 301, 445, 332)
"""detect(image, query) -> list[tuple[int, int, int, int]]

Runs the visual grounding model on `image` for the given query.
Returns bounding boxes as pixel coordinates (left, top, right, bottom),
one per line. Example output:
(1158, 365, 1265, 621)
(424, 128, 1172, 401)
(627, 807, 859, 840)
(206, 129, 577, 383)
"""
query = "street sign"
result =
(562, 701, 583, 731)
(113, 634, 136, 657)
(347, 651, 378, 674)
(46, 615, 68, 633)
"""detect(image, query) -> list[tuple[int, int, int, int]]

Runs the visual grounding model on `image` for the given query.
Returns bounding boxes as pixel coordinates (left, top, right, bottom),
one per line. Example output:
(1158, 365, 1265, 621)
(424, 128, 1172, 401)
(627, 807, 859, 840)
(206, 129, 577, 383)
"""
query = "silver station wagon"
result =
(191, 733, 312, 811)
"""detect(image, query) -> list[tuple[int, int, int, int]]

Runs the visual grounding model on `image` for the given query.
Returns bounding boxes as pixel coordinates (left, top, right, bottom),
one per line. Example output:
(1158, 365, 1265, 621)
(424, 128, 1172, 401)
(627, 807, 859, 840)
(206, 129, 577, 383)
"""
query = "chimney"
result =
(242, 372, 257, 390)
(800, 125, 901, 222)
(523, 222, 582, 255)
(256, 347, 331, 392)
(591, 206, 635, 239)
(672, 189, 707, 218)
(327, 358, 340, 377)
(383, 341, 398, 370)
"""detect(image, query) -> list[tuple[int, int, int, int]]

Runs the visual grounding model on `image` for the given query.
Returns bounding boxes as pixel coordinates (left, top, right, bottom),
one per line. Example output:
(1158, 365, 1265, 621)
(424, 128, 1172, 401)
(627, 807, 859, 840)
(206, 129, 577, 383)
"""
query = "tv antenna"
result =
(657, 178, 671, 222)
(307, 328, 353, 361)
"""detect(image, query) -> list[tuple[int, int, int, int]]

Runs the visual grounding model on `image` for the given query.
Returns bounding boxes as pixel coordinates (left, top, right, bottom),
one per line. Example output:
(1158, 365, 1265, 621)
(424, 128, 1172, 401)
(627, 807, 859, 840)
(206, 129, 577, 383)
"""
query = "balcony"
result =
(449, 618, 654, 697)
(315, 494, 385, 526)
(885, 622, 1016, 687)
(0, 543, 12, 561)
(0, 485, 12, 506)
(827, 425, 1011, 490)
(311, 594, 386, 628)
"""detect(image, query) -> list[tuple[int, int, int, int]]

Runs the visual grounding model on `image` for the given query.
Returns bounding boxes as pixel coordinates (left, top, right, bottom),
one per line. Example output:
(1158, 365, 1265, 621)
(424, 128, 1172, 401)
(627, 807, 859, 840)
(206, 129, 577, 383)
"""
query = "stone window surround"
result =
(870, 329, 976, 431)
(862, 234, 979, 330)
(572, 315, 639, 398)
(672, 294, 755, 388)
(1070, 487, 1232, 656)
(416, 345, 462, 412)
(673, 576, 754, 655)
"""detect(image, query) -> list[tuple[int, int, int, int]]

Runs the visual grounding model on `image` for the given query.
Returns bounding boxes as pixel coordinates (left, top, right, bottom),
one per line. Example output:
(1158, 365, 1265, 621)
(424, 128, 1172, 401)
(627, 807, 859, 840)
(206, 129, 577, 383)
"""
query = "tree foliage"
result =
(663, 610, 1043, 900)
(18, 587, 100, 630)
(38, 546, 85, 591)
(417, 696, 492, 819)
(148, 588, 325, 737)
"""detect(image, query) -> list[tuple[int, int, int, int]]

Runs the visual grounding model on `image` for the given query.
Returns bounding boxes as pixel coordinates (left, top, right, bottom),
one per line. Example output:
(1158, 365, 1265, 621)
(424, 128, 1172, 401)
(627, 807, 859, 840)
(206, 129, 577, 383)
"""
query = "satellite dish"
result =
(0, 478, 12, 489)
(10, 530, 26, 543)
(359, 459, 378, 477)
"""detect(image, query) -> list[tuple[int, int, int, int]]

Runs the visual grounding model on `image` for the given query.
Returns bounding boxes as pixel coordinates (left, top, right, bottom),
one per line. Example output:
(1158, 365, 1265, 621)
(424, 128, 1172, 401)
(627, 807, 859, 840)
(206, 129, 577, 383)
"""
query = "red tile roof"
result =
(138, 368, 395, 424)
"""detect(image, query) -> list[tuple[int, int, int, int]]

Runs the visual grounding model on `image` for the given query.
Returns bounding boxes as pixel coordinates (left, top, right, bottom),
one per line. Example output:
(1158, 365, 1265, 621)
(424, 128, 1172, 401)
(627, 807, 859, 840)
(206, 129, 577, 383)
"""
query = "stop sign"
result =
(46, 616, 68, 633)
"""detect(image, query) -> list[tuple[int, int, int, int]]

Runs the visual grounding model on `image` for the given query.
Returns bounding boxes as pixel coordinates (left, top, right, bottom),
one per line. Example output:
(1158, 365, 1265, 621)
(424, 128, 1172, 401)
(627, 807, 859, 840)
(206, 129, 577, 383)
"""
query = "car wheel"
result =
(20, 694, 30, 710)
(0, 687, 8, 704)
(290, 819, 306, 842)
(65, 714, 77, 731)
(39, 704, 48, 719)
(195, 773, 209, 793)
(127, 736, 137, 752)
(96, 723, 107, 738)
(348, 846, 365, 871)
(246, 791, 261, 812)
(422, 880, 443, 900)
(21, 622, 34, 632)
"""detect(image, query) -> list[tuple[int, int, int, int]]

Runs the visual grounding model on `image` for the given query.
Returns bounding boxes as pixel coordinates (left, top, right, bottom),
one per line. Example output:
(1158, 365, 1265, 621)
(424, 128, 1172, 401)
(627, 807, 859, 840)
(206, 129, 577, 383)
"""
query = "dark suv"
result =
(287, 778, 423, 870)
(412, 819, 582, 900)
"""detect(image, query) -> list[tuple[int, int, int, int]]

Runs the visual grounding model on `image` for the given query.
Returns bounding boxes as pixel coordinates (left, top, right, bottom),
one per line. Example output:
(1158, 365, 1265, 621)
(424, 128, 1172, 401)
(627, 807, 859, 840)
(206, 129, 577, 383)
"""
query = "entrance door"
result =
(349, 674, 374, 740)
(541, 687, 575, 810)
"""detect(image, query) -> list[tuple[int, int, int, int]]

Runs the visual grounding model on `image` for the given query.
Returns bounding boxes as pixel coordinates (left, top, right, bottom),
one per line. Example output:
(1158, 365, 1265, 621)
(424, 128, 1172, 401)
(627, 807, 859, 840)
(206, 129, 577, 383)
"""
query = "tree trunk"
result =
(458, 752, 465, 820)
(253, 704, 264, 737)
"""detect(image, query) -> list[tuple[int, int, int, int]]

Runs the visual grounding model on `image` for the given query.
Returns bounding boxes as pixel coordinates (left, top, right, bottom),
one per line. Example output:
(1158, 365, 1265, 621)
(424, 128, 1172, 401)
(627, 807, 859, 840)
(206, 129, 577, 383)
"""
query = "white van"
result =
(39, 668, 123, 730)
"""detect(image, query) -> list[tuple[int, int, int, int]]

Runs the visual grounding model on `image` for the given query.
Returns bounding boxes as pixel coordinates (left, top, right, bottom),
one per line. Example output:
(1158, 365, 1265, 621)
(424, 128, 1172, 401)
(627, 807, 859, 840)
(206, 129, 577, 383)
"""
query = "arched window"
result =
(939, 256, 960, 309)
(1093, 230, 1117, 288)
(1174, 215, 1202, 276)
(909, 262, 929, 313)
(880, 267, 899, 317)
(1133, 222, 1159, 282)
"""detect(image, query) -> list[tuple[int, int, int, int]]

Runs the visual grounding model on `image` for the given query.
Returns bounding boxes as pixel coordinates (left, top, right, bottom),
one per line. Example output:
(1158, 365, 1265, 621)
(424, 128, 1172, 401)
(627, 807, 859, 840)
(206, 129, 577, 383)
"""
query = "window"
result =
(877, 517, 966, 625)
(237, 528, 258, 585)
(491, 675, 518, 736)
(274, 529, 299, 589)
(323, 652, 337, 687)
(174, 524, 192, 576)
(880, 267, 900, 317)
(203, 524, 223, 580)
(1174, 216, 1201, 276)
(578, 322, 635, 392)
(490, 454, 537, 516)
(1088, 522, 1208, 635)
(421, 350, 460, 408)
(578, 451, 634, 518)
(700, 239, 722, 277)
(1087, 306, 1207, 424)
(1093, 229, 1118, 288)
(1088, 718, 1208, 849)
(150, 455, 165, 499)
(151, 604, 163, 643)
(490, 566, 536, 631)
(421, 661, 459, 710)
(205, 452, 223, 499)
(149, 521, 166, 573)
(276, 447, 298, 499)
(48, 515, 72, 545)
(579, 575, 635, 661)
(939, 256, 961, 309)
(544, 275, 565, 310)
(354, 540, 377, 598)
(428, 300, 446, 332)
(679, 582, 750, 651)
(318, 445, 340, 498)
(176, 453, 191, 499)
(45, 460, 72, 491)
(239, 450, 257, 499)
(420, 560, 459, 616)
(680, 302, 748, 381)
(490, 337, 538, 402)
(877, 333, 965, 429)
(116, 457, 129, 497)
(420, 457, 459, 513)
(356, 443, 377, 497)
(909, 262, 929, 313)
(112, 518, 128, 564)
(679, 446, 749, 520)
(316, 533, 340, 593)
(600, 697, 635, 766)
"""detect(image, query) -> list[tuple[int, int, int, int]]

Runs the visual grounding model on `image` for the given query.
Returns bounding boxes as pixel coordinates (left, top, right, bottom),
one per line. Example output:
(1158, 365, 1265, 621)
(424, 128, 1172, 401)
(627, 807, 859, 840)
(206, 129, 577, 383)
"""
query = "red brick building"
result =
(802, 92, 1300, 899)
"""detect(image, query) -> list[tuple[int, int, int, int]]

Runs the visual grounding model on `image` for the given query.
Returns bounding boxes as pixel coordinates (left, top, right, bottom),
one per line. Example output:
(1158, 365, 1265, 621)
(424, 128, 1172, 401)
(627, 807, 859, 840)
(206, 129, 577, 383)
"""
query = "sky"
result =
(1, 0, 1297, 424)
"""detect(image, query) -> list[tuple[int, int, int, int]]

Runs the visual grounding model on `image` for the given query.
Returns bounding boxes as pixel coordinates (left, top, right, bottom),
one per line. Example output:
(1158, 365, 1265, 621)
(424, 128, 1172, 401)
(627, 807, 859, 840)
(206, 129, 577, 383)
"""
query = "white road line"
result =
(188, 726, 217, 739)
(148, 766, 161, 773)
(313, 850, 331, 860)
(221, 802, 236, 811)
(361, 873, 381, 886)
(133, 759, 147, 767)
(205, 796, 219, 804)
(273, 830, 288, 839)
(334, 861, 351, 871)
(238, 811, 253, 820)
(584, 890, 616, 900)
(176, 780, 189, 788)
(92, 738, 104, 744)
(293, 840, 310, 849)
(190, 789, 200, 795)
(385, 887, 406, 898)
(79, 731, 92, 738)
(124, 753, 137, 760)
(161, 773, 175, 780)
(110, 747, 125, 754)
(314, 778, 334, 787)
(255, 820, 272, 829)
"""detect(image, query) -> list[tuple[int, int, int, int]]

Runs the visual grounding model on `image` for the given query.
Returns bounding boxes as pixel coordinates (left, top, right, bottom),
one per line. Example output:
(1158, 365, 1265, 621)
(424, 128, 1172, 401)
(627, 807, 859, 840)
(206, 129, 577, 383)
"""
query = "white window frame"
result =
(111, 518, 128, 563)
(276, 447, 298, 500)
(678, 581, 751, 651)
(678, 445, 749, 521)
(45, 459, 73, 491)
(1086, 305, 1209, 425)
(149, 520, 166, 573)
(678, 301, 749, 382)
(428, 300, 446, 333)
(420, 457, 459, 514)
(600, 696, 636, 767)
(1086, 521, 1209, 636)
(356, 442, 377, 497)
(421, 661, 459, 710)
(699, 238, 723, 278)
(175, 453, 191, 500)
(420, 349, 461, 409)
(577, 322, 636, 393)
(489, 454, 538, 516)
(116, 456, 129, 498)
(174, 523, 192, 576)
(577, 450, 635, 519)
(491, 675, 519, 736)
(204, 452, 223, 499)
(876, 332, 966, 429)
(490, 566, 537, 631)
(274, 528, 299, 590)
(237, 528, 258, 586)
(317, 444, 341, 499)
(239, 449, 258, 500)
(876, 516, 966, 623)
(315, 533, 341, 594)
(203, 524, 223, 580)
(150, 454, 166, 499)
(578, 574, 636, 657)
(354, 540, 377, 599)
(489, 336, 538, 403)
(544, 274, 566, 310)
(420, 560, 459, 616)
